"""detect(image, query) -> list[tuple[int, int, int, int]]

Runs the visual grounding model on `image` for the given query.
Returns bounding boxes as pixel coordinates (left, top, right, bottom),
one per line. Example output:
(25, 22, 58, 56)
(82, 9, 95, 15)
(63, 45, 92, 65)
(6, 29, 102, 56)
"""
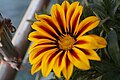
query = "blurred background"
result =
(0, 0, 30, 28)
(0, 0, 35, 80)
(0, 0, 54, 80)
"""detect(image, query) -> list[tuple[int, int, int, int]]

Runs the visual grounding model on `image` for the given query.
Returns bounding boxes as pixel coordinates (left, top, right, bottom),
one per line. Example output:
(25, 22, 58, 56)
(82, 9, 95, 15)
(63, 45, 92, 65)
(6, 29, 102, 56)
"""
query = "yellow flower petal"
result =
(68, 48, 90, 70)
(70, 5, 83, 33)
(53, 51, 66, 78)
(76, 16, 100, 36)
(28, 39, 55, 53)
(32, 22, 58, 40)
(28, 30, 55, 42)
(62, 54, 73, 80)
(66, 1, 79, 32)
(75, 35, 99, 49)
(81, 49, 101, 61)
(29, 46, 43, 64)
(61, 1, 70, 16)
(35, 14, 62, 34)
(31, 61, 42, 75)
(41, 49, 61, 77)
(29, 44, 56, 64)
(89, 34, 107, 48)
(35, 21, 59, 37)
(30, 48, 57, 64)
(28, 31, 41, 42)
(50, 4, 66, 33)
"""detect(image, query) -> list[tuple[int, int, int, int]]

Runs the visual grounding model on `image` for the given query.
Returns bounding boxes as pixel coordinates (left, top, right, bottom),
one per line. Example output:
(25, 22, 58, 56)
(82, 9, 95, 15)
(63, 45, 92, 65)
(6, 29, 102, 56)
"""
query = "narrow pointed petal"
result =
(50, 4, 66, 33)
(32, 22, 58, 39)
(75, 35, 99, 49)
(66, 2, 79, 32)
(31, 61, 42, 75)
(68, 48, 90, 70)
(41, 49, 61, 77)
(28, 30, 55, 42)
(62, 55, 73, 80)
(70, 5, 83, 34)
(89, 34, 107, 48)
(81, 49, 101, 61)
(28, 39, 55, 53)
(53, 51, 66, 78)
(29, 45, 56, 64)
(76, 16, 100, 36)
(29, 47, 44, 64)
(28, 31, 42, 42)
(62, 1, 70, 16)
(28, 43, 56, 54)
(30, 48, 57, 64)
(35, 14, 62, 34)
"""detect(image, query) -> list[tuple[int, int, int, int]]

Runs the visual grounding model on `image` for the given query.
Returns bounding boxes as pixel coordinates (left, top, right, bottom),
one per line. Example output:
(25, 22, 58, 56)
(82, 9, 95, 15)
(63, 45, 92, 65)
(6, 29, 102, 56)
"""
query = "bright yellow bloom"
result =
(28, 1, 107, 80)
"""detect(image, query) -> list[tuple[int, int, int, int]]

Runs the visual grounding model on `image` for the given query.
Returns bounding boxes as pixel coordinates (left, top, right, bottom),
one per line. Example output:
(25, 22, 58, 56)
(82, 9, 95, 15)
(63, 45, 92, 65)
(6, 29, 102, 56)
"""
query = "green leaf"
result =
(102, 70, 120, 80)
(91, 60, 120, 80)
(106, 29, 120, 65)
(111, 0, 120, 17)
(91, 61, 117, 73)
(90, 0, 120, 19)
(102, 0, 119, 18)
(82, 5, 94, 18)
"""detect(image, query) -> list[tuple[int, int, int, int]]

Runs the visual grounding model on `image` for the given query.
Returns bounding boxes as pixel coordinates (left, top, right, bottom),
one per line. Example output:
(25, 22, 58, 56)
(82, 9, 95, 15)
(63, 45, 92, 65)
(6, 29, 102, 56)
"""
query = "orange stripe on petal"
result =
(30, 48, 57, 65)
(35, 14, 62, 34)
(41, 49, 61, 77)
(80, 49, 101, 61)
(68, 48, 90, 70)
(62, 55, 73, 80)
(70, 5, 83, 34)
(36, 21, 59, 37)
(76, 16, 100, 36)
(62, 1, 70, 17)
(28, 31, 42, 42)
(35, 14, 50, 21)
(29, 42, 56, 55)
(53, 51, 66, 78)
(28, 39, 55, 53)
(28, 39, 56, 53)
(31, 61, 42, 75)
(32, 22, 58, 40)
(75, 35, 99, 49)
(66, 2, 79, 32)
(50, 4, 66, 33)
(28, 31, 55, 42)
(89, 34, 107, 48)
(29, 47, 44, 64)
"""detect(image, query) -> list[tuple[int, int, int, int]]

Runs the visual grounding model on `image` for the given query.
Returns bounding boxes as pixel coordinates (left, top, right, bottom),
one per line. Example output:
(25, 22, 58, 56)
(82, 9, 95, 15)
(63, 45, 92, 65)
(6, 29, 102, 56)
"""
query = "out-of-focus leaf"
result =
(91, 60, 120, 80)
(103, 0, 120, 17)
(106, 30, 120, 65)
(91, 61, 118, 73)
(91, 0, 108, 19)
(82, 5, 94, 18)
(111, 0, 120, 17)
(91, 0, 120, 19)
(102, 70, 120, 80)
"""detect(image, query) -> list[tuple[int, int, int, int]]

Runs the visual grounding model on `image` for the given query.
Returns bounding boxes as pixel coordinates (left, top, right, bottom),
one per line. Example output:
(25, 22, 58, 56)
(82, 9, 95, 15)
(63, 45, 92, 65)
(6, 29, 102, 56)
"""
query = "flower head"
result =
(28, 1, 107, 80)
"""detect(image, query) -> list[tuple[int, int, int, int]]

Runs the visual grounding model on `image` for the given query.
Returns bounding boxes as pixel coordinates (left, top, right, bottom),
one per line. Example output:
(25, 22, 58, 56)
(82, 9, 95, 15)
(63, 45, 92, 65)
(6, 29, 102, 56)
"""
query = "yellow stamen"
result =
(58, 34, 75, 50)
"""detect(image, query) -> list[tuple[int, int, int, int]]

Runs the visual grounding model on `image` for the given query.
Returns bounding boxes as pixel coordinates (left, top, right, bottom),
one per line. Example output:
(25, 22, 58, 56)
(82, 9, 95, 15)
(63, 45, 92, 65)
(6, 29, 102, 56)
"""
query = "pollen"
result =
(58, 34, 75, 50)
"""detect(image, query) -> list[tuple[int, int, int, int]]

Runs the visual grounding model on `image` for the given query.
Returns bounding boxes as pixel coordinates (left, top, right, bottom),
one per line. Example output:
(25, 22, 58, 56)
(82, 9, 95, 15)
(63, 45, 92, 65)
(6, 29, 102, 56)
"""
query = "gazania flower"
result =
(28, 1, 107, 80)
